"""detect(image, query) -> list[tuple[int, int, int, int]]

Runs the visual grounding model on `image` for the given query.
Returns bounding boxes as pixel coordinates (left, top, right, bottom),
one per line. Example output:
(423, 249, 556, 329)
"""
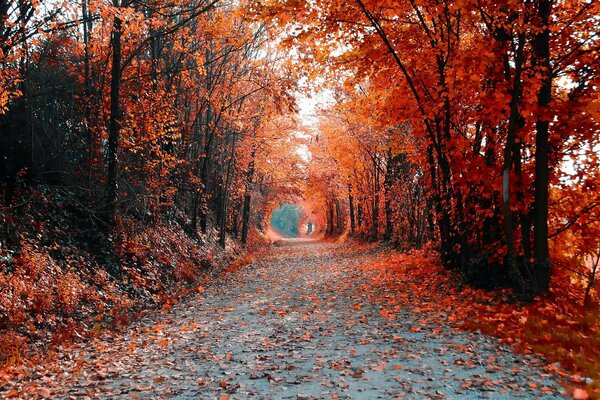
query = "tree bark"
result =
(532, 0, 553, 294)
(241, 140, 256, 244)
(502, 32, 527, 293)
(357, 200, 363, 230)
(335, 198, 343, 234)
(384, 149, 395, 241)
(372, 160, 380, 240)
(348, 183, 355, 235)
(102, 13, 122, 225)
(218, 132, 237, 247)
(327, 202, 335, 236)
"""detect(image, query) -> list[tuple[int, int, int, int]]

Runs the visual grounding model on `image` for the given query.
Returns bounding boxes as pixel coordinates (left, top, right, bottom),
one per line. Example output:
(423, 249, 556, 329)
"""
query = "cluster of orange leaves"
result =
(0, 215, 225, 365)
(359, 245, 600, 398)
(0, 239, 125, 364)
(114, 222, 219, 293)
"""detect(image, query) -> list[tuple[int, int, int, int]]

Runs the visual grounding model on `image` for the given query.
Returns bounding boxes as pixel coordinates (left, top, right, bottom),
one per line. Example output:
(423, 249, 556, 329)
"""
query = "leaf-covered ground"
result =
(0, 240, 564, 399)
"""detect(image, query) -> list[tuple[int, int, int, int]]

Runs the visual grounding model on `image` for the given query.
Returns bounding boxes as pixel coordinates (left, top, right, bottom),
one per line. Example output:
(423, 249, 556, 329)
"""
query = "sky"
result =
(294, 94, 315, 163)
(293, 90, 333, 163)
(296, 94, 321, 128)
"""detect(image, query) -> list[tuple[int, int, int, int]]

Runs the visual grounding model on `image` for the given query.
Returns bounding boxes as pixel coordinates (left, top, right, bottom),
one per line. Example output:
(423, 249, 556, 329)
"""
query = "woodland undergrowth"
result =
(0, 186, 264, 367)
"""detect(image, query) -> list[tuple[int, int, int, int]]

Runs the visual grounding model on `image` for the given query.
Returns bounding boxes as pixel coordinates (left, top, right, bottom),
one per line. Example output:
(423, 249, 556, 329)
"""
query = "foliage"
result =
(0, 0, 598, 396)
(0, 187, 241, 362)
(250, 0, 600, 297)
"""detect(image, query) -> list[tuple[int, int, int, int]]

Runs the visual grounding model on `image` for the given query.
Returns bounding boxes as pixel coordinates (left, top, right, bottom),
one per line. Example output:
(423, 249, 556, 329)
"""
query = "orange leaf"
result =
(573, 388, 589, 400)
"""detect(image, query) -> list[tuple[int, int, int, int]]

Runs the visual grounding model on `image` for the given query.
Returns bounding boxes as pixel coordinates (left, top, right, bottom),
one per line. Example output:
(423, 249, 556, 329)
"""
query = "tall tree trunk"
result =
(514, 139, 532, 263)
(427, 142, 451, 268)
(82, 0, 93, 184)
(532, 0, 552, 294)
(348, 183, 355, 235)
(357, 200, 363, 230)
(231, 204, 240, 238)
(102, 13, 122, 225)
(241, 137, 257, 244)
(199, 105, 214, 234)
(384, 150, 395, 241)
(425, 193, 435, 240)
(502, 32, 527, 293)
(335, 198, 343, 234)
(327, 202, 334, 236)
(372, 161, 379, 240)
(219, 133, 237, 247)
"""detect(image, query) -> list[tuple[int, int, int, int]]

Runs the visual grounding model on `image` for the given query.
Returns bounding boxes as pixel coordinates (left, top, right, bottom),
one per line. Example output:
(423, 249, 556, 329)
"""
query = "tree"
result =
(250, 0, 600, 295)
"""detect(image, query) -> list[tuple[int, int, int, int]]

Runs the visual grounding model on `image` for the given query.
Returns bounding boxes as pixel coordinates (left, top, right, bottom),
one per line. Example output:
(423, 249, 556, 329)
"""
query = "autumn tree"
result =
(250, 0, 600, 296)
(0, 0, 300, 251)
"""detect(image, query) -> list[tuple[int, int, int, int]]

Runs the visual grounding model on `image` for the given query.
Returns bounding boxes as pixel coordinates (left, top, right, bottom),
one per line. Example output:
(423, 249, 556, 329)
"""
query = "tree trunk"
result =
(241, 141, 256, 244)
(327, 202, 335, 236)
(219, 133, 237, 247)
(384, 150, 395, 241)
(348, 183, 355, 235)
(82, 0, 93, 184)
(502, 32, 527, 293)
(102, 13, 122, 225)
(372, 161, 379, 240)
(532, 0, 553, 294)
(335, 198, 343, 234)
(357, 200, 363, 230)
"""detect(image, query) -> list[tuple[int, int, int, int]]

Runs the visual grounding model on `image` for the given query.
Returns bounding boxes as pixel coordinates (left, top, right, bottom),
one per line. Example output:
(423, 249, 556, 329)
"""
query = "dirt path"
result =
(1, 240, 562, 399)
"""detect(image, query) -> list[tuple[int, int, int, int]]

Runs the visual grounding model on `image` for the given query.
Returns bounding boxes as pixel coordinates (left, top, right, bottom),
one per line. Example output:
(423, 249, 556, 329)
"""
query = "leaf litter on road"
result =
(0, 239, 566, 399)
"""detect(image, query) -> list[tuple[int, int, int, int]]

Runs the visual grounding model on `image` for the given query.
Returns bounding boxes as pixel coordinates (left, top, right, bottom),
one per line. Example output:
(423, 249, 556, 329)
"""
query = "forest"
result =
(0, 0, 599, 398)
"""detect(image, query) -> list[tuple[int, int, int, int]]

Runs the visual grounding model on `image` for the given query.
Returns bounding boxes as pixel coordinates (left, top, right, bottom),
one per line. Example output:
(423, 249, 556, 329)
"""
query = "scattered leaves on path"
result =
(0, 240, 567, 399)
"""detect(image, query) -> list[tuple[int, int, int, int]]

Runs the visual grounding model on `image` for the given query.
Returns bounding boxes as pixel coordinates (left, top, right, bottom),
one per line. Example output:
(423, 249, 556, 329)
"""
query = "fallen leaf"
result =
(573, 388, 589, 400)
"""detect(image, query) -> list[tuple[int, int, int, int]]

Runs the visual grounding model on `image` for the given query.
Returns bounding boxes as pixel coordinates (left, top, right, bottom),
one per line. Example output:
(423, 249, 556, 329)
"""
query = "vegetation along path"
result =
(1, 240, 563, 399)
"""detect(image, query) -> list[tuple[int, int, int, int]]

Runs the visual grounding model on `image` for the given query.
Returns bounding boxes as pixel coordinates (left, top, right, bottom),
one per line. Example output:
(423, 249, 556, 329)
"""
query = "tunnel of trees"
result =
(0, 0, 598, 358)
